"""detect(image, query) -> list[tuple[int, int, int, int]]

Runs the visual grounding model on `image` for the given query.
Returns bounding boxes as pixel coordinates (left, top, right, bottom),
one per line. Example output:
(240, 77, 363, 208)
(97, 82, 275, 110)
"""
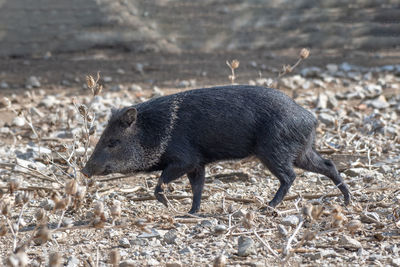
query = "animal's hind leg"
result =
(257, 155, 297, 208)
(295, 149, 351, 205)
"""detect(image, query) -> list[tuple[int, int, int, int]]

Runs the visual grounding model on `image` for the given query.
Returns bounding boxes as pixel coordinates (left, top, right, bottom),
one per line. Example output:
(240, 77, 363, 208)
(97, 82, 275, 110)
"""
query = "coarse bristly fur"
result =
(82, 85, 351, 214)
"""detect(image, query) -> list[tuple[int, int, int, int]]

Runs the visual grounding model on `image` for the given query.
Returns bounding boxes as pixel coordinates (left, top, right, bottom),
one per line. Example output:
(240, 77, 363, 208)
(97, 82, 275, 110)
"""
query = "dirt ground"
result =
(0, 48, 400, 266)
(1, 48, 399, 94)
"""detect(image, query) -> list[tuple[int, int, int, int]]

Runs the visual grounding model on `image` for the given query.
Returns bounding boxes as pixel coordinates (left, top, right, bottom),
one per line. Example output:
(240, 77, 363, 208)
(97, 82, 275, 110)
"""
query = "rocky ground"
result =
(0, 60, 400, 266)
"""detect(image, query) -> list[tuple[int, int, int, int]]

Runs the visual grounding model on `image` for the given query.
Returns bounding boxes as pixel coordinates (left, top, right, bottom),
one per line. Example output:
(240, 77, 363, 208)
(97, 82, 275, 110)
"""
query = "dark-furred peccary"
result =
(81, 85, 350, 213)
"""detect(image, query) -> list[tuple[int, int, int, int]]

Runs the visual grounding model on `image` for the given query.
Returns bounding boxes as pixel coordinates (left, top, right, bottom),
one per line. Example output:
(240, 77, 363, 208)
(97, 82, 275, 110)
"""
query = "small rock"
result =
(163, 229, 178, 244)
(147, 258, 160, 266)
(178, 247, 193, 255)
(66, 256, 79, 267)
(137, 228, 160, 238)
(345, 168, 364, 177)
(301, 67, 322, 78)
(151, 86, 164, 98)
(30, 107, 44, 118)
(347, 72, 361, 81)
(281, 215, 300, 227)
(135, 63, 144, 74)
(200, 220, 213, 227)
(214, 224, 227, 234)
(379, 165, 391, 174)
(166, 262, 182, 267)
(318, 113, 335, 126)
(119, 238, 131, 248)
(339, 235, 362, 250)
(110, 84, 124, 92)
(340, 62, 353, 72)
(12, 116, 25, 127)
(0, 81, 9, 89)
(277, 225, 288, 237)
(364, 84, 382, 98)
(391, 258, 400, 267)
(238, 236, 255, 256)
(177, 80, 190, 88)
(360, 212, 380, 224)
(61, 80, 71, 86)
(26, 76, 41, 88)
(39, 95, 60, 108)
(130, 84, 142, 92)
(103, 76, 112, 83)
(117, 68, 125, 74)
(326, 64, 338, 73)
(316, 93, 328, 109)
(366, 95, 389, 109)
(119, 261, 136, 267)
(304, 252, 322, 260)
(302, 80, 312, 90)
(40, 199, 55, 211)
(327, 92, 338, 108)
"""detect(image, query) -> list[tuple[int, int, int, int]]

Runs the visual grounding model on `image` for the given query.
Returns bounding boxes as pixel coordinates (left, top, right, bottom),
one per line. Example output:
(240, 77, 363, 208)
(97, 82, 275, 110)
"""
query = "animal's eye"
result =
(107, 139, 120, 148)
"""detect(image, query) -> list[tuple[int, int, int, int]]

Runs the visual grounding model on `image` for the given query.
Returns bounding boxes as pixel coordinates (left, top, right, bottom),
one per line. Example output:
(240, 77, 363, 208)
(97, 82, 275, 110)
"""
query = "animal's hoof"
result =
(260, 205, 279, 217)
(155, 191, 168, 207)
(188, 208, 199, 214)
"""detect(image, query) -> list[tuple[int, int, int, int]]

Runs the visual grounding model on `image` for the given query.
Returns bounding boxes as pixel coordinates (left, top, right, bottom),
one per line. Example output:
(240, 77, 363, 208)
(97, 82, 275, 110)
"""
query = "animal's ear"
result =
(121, 107, 137, 126)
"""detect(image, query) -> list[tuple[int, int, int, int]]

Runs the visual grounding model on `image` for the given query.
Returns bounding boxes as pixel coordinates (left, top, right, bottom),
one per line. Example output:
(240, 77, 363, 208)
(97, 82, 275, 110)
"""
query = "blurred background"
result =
(0, 0, 399, 90)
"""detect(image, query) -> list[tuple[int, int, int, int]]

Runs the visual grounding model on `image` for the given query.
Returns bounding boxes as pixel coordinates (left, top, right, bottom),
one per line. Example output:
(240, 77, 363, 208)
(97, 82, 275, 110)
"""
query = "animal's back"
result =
(143, 85, 318, 163)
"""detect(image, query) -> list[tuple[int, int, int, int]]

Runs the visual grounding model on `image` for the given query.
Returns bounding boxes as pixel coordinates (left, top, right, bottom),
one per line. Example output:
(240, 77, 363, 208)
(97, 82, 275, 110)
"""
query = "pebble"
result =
(345, 168, 365, 177)
(66, 256, 79, 267)
(110, 84, 124, 92)
(318, 113, 336, 126)
(364, 84, 382, 98)
(237, 236, 255, 256)
(147, 258, 160, 266)
(12, 116, 25, 127)
(316, 93, 328, 109)
(366, 95, 389, 109)
(40, 95, 60, 108)
(135, 63, 144, 74)
(326, 64, 338, 73)
(26, 76, 41, 88)
(40, 199, 55, 211)
(137, 228, 160, 238)
(0, 81, 9, 89)
(119, 261, 136, 267)
(177, 80, 190, 88)
(301, 67, 322, 78)
(178, 247, 193, 254)
(30, 107, 44, 118)
(130, 84, 143, 92)
(151, 86, 164, 98)
(103, 76, 112, 83)
(214, 224, 227, 234)
(163, 229, 178, 244)
(340, 62, 353, 72)
(360, 212, 380, 224)
(119, 237, 131, 248)
(303, 252, 322, 260)
(339, 235, 362, 250)
(392, 258, 400, 267)
(281, 215, 300, 227)
(379, 165, 391, 174)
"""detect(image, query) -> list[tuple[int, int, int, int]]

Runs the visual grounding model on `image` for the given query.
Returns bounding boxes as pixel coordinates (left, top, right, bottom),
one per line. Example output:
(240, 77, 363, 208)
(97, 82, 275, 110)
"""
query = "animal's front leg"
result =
(154, 163, 193, 208)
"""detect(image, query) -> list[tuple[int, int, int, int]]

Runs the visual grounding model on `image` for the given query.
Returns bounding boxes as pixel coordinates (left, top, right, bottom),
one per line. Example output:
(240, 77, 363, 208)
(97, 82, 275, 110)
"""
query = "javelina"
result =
(81, 85, 350, 213)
